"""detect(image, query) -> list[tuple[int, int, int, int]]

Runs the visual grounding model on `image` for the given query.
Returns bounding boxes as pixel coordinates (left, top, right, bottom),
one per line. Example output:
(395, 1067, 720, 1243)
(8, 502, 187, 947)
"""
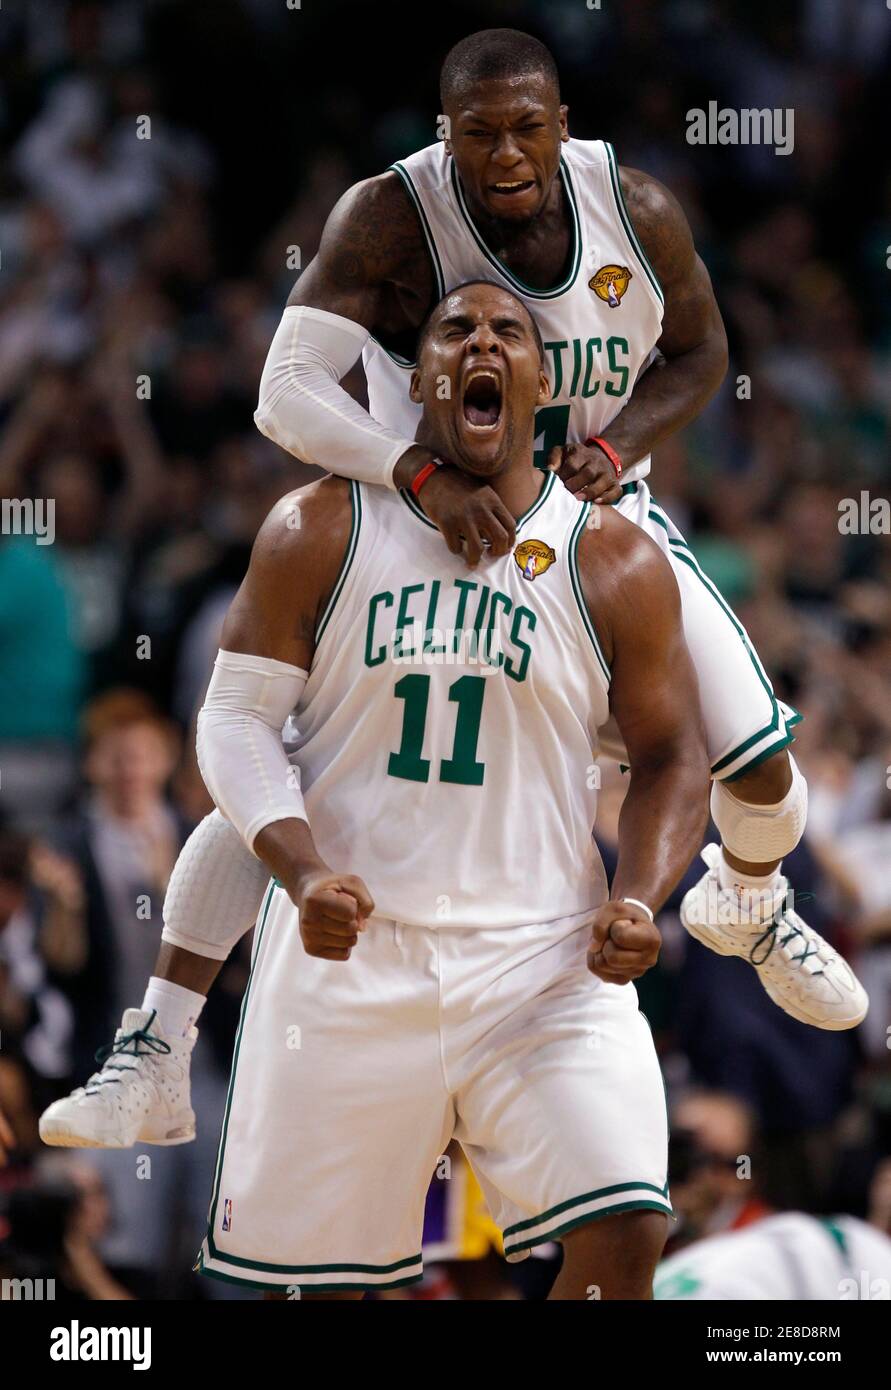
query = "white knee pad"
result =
(162, 809, 271, 960)
(711, 756, 808, 863)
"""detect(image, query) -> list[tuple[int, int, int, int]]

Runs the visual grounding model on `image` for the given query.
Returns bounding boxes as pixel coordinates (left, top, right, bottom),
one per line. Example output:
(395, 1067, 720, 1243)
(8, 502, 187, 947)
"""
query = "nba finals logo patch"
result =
(589, 264, 632, 308)
(514, 539, 556, 581)
(222, 1198, 233, 1232)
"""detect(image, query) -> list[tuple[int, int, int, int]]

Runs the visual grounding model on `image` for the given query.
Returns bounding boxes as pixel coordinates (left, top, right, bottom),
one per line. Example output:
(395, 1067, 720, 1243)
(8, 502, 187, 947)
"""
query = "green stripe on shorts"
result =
(503, 1181, 672, 1256)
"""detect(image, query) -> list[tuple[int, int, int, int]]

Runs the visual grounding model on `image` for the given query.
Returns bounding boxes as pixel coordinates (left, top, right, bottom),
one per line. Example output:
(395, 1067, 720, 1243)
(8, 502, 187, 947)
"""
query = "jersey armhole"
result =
(567, 504, 611, 683)
(366, 336, 416, 369)
(314, 480, 363, 646)
(603, 143, 665, 308)
(388, 161, 446, 301)
(363, 165, 444, 368)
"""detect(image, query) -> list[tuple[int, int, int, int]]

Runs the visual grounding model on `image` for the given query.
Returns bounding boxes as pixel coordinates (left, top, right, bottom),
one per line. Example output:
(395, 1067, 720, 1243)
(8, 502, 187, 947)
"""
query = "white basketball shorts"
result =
(602, 481, 801, 782)
(196, 883, 672, 1293)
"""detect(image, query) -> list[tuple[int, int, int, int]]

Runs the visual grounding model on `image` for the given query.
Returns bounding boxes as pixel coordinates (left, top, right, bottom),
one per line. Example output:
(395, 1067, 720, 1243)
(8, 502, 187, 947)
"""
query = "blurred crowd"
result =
(0, 0, 889, 1299)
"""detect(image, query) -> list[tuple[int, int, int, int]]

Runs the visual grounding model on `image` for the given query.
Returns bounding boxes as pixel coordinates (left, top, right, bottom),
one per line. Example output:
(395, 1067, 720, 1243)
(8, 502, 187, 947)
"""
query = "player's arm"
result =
(196, 477, 373, 960)
(550, 168, 728, 503)
(256, 172, 517, 564)
(579, 513, 710, 982)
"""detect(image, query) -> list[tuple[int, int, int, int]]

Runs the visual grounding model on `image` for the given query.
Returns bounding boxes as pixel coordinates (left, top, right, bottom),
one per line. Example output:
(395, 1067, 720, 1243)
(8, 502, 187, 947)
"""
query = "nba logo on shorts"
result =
(222, 1198, 233, 1232)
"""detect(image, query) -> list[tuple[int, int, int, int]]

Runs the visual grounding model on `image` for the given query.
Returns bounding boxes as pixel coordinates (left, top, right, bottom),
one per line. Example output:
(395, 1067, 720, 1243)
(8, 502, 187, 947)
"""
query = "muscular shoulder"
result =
(221, 477, 354, 662)
(574, 505, 680, 668)
(251, 474, 354, 618)
(289, 171, 426, 300)
(618, 165, 696, 290)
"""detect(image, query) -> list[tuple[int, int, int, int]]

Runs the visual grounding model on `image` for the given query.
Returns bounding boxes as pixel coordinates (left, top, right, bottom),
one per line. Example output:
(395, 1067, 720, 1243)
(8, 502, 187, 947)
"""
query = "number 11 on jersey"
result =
(388, 674, 486, 786)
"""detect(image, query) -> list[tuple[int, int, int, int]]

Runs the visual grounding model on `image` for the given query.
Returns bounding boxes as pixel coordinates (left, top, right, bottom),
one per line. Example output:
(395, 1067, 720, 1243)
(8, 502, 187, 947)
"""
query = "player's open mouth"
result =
(489, 179, 535, 196)
(462, 369, 503, 430)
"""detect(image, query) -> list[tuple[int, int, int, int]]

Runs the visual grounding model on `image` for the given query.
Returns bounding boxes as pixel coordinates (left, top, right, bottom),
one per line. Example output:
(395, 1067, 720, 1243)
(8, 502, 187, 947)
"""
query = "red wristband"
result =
(586, 436, 623, 480)
(410, 458, 443, 497)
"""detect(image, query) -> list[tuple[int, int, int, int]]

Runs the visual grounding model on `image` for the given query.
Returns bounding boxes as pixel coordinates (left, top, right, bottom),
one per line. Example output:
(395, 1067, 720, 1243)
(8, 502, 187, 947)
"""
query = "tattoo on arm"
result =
(287, 172, 432, 331)
(329, 250, 365, 288)
(618, 165, 727, 359)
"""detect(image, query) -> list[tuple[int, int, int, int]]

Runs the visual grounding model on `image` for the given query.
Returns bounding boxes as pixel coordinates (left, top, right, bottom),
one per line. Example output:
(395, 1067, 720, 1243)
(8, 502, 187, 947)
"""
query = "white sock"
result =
(142, 977, 206, 1039)
(718, 849, 782, 898)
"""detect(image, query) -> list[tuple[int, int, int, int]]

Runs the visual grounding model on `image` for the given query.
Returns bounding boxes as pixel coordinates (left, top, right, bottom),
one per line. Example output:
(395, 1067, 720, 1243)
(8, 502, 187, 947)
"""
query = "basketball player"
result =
(191, 280, 707, 1296)
(40, 28, 865, 1153)
(655, 1213, 891, 1301)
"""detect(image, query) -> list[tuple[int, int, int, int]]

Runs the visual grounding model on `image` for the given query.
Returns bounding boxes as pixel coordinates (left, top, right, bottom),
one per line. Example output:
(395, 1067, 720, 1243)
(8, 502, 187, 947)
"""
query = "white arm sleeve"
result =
(196, 650, 309, 851)
(254, 305, 414, 489)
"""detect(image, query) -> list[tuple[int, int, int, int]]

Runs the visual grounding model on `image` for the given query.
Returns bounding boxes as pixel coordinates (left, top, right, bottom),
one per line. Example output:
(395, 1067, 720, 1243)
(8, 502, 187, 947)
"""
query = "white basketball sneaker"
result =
(681, 844, 868, 1031)
(40, 1008, 196, 1148)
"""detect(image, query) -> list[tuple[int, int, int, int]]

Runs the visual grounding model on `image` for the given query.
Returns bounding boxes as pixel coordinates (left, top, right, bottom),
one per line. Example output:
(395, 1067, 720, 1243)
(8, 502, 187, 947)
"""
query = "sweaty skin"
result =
(287, 73, 728, 550)
(224, 283, 709, 971)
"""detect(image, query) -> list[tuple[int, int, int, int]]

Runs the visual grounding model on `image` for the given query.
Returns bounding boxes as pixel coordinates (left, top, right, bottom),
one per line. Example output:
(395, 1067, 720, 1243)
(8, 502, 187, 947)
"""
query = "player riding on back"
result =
(40, 26, 866, 1160)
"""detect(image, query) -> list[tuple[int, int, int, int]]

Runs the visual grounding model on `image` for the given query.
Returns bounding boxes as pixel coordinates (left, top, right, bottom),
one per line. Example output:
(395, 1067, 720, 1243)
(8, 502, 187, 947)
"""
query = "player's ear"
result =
(537, 368, 551, 405)
(409, 370, 423, 404)
(559, 105, 570, 141)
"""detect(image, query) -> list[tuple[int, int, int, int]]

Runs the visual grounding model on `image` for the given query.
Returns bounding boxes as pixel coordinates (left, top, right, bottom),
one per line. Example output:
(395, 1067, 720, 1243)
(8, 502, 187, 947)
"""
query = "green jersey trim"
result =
(398, 468, 556, 534)
(658, 529, 802, 775)
(368, 163, 448, 369)
(367, 338, 415, 369)
(650, 512, 776, 710)
(604, 143, 665, 307)
(819, 1217, 852, 1269)
(450, 157, 583, 299)
(390, 160, 446, 302)
(568, 504, 611, 682)
(399, 485, 438, 530)
(516, 468, 556, 529)
(315, 480, 362, 644)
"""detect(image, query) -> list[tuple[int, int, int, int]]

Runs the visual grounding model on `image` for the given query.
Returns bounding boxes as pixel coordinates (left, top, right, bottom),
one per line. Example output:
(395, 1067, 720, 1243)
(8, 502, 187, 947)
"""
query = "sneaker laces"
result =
(706, 855, 829, 976)
(749, 909, 832, 975)
(84, 1011, 171, 1094)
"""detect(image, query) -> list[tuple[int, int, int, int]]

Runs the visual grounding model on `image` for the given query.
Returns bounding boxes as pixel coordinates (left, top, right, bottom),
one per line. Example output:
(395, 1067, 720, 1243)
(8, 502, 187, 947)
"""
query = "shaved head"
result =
(440, 28, 560, 113)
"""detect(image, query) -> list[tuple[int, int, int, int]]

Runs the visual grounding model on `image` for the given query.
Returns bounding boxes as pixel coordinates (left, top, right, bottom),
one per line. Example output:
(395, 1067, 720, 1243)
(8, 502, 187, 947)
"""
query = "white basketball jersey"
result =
(362, 138, 664, 482)
(655, 1213, 891, 1301)
(284, 473, 611, 928)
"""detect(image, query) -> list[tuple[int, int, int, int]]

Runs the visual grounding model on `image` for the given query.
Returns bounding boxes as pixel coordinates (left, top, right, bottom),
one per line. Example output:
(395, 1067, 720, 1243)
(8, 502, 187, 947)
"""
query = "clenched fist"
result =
(295, 869, 375, 961)
(587, 900, 660, 984)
